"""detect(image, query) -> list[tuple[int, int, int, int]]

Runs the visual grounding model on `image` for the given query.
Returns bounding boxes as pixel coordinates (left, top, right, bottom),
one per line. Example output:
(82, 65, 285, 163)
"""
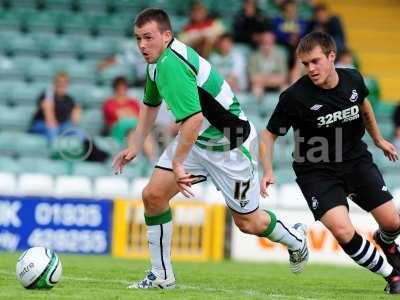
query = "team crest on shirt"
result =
(349, 89, 358, 102)
(348, 193, 357, 201)
(311, 197, 318, 210)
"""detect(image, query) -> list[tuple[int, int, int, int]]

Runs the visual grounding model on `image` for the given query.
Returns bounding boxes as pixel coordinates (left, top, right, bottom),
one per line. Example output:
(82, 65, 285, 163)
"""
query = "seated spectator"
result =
(179, 1, 225, 58)
(102, 76, 157, 161)
(335, 48, 356, 69)
(394, 104, 400, 150)
(233, 0, 270, 48)
(308, 3, 346, 53)
(272, 0, 309, 68)
(97, 40, 147, 85)
(29, 72, 81, 142)
(248, 31, 288, 99)
(209, 33, 247, 92)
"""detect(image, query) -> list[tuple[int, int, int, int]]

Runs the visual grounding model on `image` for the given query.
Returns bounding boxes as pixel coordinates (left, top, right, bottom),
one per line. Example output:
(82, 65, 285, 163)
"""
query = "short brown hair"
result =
(54, 71, 69, 82)
(135, 8, 172, 32)
(296, 31, 337, 57)
(112, 76, 128, 90)
(314, 3, 328, 13)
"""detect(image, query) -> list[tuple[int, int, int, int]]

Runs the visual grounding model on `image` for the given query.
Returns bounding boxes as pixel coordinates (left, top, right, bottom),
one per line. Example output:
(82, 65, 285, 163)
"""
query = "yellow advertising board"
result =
(112, 199, 225, 261)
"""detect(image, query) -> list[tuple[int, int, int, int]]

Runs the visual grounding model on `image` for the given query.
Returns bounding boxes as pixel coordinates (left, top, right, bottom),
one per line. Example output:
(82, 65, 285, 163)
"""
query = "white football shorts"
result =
(156, 123, 260, 214)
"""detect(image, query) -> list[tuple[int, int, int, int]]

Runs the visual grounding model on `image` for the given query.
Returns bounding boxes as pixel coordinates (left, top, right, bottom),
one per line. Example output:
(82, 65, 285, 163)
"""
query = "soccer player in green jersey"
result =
(112, 8, 309, 289)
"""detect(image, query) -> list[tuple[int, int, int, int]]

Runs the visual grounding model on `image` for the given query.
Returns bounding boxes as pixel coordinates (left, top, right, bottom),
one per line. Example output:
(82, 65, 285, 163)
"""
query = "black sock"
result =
(340, 232, 393, 277)
(379, 227, 400, 245)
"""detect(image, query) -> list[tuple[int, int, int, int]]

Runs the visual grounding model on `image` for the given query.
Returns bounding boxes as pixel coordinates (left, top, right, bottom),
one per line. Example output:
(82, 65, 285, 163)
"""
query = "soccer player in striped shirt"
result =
(113, 8, 308, 289)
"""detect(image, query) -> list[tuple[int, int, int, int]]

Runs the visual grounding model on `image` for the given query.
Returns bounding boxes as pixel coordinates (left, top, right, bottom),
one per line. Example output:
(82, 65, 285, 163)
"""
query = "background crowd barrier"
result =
(0, 195, 113, 254)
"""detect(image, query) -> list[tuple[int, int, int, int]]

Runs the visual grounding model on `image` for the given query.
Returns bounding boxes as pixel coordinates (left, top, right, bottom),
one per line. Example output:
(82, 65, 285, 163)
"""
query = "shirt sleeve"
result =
(67, 95, 76, 107)
(394, 105, 400, 127)
(248, 53, 259, 77)
(36, 91, 46, 105)
(350, 69, 369, 104)
(128, 99, 141, 117)
(276, 49, 288, 78)
(156, 55, 201, 123)
(102, 100, 115, 127)
(143, 67, 162, 107)
(359, 73, 369, 103)
(266, 91, 294, 136)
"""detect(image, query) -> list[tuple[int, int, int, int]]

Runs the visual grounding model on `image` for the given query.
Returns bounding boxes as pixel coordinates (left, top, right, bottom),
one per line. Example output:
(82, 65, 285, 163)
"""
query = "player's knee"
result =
(330, 225, 355, 244)
(380, 215, 400, 232)
(142, 186, 163, 213)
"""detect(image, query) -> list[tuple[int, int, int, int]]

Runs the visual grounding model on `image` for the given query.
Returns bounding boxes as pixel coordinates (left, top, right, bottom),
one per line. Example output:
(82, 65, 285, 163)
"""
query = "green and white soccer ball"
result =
(16, 247, 62, 289)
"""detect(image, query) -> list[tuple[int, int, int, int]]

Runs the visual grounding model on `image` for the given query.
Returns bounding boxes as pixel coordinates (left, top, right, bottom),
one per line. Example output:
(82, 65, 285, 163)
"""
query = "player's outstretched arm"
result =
(360, 98, 398, 162)
(172, 112, 204, 197)
(259, 129, 278, 197)
(113, 105, 160, 174)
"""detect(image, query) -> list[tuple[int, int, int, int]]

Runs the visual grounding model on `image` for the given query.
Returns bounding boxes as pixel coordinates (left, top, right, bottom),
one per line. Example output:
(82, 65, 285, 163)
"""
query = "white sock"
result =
(261, 210, 303, 251)
(145, 209, 174, 280)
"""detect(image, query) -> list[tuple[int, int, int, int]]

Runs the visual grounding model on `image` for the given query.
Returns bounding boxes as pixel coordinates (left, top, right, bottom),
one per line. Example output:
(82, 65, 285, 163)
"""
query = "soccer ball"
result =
(16, 247, 62, 289)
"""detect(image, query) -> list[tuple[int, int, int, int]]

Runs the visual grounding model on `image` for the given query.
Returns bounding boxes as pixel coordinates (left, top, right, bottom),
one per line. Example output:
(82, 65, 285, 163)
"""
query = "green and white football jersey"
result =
(143, 39, 250, 151)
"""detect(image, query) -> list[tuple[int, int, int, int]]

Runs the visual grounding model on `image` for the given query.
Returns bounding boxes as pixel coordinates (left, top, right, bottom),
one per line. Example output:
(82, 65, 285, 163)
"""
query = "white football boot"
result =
(128, 271, 176, 290)
(288, 223, 309, 274)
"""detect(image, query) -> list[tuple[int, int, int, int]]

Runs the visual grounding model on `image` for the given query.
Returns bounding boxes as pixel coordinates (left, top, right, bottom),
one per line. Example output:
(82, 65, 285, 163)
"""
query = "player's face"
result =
(54, 76, 69, 96)
(115, 83, 128, 97)
(299, 46, 336, 87)
(259, 32, 275, 54)
(134, 21, 172, 64)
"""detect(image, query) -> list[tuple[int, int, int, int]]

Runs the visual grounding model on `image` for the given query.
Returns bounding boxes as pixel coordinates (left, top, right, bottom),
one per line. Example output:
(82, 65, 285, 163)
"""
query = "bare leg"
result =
(142, 168, 179, 215)
(320, 205, 393, 278)
(371, 200, 400, 232)
(371, 200, 400, 271)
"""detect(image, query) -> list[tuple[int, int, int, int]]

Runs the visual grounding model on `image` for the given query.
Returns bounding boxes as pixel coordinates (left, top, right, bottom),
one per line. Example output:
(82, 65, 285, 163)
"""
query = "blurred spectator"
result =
(209, 33, 247, 92)
(103, 76, 140, 135)
(272, 0, 285, 6)
(273, 0, 316, 8)
(335, 48, 356, 69)
(248, 31, 288, 99)
(179, 1, 225, 58)
(97, 40, 147, 85)
(102, 76, 157, 161)
(394, 104, 400, 150)
(308, 3, 346, 52)
(29, 72, 81, 142)
(232, 0, 270, 48)
(272, 0, 309, 68)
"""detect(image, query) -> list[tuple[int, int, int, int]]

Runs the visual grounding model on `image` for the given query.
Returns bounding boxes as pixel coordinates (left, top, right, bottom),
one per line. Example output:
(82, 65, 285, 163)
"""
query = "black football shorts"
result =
(293, 152, 393, 220)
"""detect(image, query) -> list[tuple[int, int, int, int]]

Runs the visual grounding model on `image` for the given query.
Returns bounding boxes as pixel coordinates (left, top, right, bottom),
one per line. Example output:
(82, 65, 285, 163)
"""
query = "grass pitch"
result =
(0, 252, 393, 299)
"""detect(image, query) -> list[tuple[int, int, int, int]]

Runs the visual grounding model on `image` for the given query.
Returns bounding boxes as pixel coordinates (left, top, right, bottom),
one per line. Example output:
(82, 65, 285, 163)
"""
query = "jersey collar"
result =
(157, 38, 175, 62)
